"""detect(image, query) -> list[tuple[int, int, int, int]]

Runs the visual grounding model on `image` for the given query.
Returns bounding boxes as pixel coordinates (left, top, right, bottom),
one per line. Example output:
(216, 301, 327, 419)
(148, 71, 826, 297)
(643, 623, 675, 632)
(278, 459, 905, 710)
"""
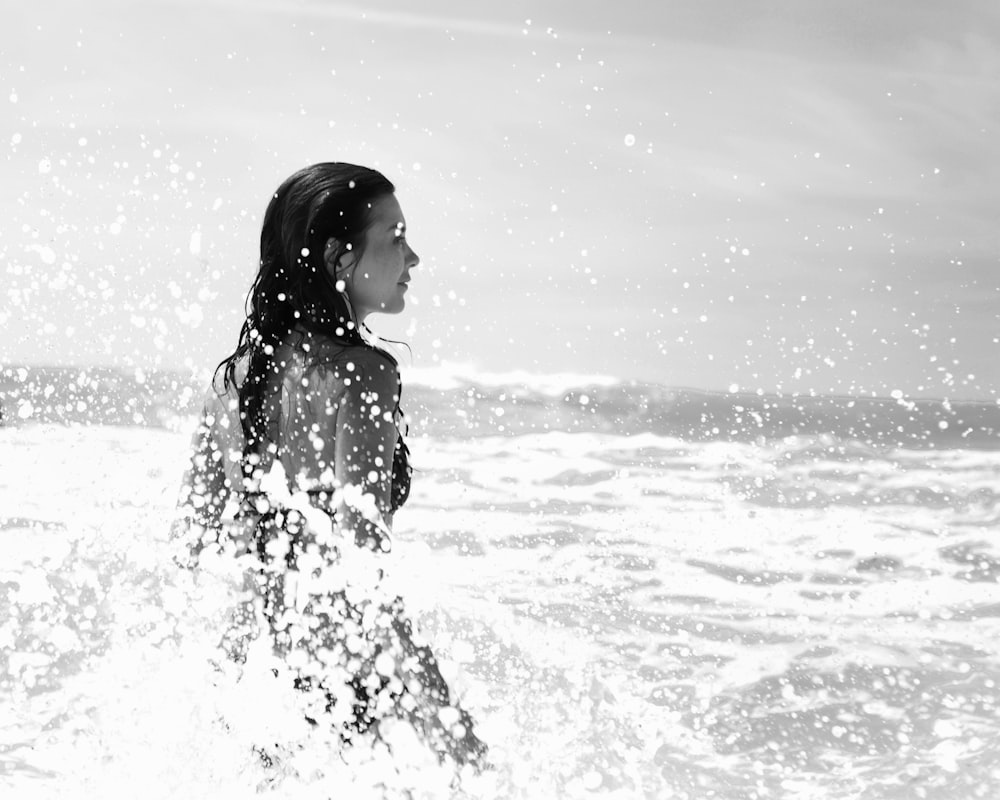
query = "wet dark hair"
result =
(216, 162, 400, 485)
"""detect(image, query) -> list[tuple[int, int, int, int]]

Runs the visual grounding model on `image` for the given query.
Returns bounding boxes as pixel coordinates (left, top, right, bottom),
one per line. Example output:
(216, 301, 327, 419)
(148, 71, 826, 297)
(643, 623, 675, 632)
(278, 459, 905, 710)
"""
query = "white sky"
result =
(3, 0, 999, 399)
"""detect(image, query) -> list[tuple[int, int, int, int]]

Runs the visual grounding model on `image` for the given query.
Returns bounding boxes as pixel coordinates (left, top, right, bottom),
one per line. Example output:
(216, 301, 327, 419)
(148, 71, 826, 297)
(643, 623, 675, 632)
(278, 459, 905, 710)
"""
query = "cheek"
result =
(383, 249, 404, 279)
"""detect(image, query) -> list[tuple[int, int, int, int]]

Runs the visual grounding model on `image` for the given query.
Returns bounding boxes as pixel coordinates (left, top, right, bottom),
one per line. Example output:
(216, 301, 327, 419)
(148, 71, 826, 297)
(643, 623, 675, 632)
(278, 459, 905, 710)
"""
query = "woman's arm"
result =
(331, 352, 401, 551)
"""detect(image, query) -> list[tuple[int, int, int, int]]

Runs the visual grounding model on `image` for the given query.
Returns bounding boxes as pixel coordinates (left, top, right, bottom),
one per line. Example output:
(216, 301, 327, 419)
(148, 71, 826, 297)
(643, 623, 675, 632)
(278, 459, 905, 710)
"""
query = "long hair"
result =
(216, 162, 397, 486)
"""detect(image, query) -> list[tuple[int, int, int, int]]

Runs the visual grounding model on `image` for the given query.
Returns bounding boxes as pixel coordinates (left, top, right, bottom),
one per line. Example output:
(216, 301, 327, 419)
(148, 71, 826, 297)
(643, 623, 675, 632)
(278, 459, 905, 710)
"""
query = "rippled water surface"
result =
(2, 423, 999, 798)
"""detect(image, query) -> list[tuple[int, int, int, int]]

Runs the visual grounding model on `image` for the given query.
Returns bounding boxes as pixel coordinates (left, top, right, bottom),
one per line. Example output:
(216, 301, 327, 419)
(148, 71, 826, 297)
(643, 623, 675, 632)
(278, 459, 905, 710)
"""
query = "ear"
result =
(323, 237, 356, 278)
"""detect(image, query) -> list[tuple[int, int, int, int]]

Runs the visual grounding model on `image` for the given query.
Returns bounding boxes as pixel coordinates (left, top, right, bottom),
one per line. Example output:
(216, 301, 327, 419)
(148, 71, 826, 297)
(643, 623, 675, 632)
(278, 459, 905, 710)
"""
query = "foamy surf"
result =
(2, 397, 999, 797)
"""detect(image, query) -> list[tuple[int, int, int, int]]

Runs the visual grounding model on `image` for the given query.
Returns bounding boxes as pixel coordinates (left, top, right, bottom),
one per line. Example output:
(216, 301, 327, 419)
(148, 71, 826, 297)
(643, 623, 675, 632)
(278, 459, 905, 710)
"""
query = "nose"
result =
(405, 242, 419, 268)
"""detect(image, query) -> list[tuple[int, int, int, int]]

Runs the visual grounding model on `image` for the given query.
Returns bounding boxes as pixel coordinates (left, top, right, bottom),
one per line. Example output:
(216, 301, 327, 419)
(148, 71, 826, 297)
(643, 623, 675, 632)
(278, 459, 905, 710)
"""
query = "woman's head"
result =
(257, 162, 405, 338)
(333, 192, 419, 320)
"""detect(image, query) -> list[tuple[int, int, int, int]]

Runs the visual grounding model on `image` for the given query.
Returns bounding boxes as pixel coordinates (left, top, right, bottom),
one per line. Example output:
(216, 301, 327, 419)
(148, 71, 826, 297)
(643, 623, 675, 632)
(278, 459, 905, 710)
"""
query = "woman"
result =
(172, 162, 487, 769)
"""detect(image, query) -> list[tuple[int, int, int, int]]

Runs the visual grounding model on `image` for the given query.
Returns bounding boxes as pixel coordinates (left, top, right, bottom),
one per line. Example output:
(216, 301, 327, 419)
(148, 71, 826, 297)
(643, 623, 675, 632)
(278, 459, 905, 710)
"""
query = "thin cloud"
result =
(159, 0, 533, 40)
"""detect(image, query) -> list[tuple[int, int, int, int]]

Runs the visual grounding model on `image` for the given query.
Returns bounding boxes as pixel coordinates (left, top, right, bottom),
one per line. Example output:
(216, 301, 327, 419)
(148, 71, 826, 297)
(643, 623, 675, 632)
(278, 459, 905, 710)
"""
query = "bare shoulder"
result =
(336, 346, 400, 401)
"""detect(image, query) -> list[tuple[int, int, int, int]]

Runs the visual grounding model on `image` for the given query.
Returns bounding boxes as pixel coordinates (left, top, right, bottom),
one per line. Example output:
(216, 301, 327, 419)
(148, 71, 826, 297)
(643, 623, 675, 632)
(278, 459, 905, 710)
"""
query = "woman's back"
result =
(177, 327, 404, 537)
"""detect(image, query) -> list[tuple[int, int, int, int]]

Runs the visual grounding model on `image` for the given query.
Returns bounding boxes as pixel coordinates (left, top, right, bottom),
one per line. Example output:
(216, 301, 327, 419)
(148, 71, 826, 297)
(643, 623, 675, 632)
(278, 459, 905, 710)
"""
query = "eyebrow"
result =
(389, 222, 406, 233)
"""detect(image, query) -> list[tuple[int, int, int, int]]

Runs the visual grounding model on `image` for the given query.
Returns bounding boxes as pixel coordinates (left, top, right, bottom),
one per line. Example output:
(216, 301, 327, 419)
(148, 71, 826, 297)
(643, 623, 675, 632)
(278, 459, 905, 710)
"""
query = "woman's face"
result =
(341, 194, 419, 320)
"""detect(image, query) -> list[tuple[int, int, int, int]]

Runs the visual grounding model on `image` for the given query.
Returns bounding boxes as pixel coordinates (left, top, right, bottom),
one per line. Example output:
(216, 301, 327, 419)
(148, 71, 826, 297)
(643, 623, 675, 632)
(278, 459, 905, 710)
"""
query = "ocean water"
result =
(1, 365, 999, 799)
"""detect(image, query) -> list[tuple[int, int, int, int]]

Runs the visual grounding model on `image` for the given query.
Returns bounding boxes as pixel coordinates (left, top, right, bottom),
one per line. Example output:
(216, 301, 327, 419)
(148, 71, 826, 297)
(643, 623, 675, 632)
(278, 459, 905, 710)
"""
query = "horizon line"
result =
(1, 360, 997, 406)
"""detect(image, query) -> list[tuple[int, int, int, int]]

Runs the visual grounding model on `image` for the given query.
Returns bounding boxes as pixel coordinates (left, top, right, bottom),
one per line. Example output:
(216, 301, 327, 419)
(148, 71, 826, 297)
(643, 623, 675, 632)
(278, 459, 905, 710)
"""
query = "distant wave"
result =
(401, 360, 620, 396)
(2, 364, 998, 450)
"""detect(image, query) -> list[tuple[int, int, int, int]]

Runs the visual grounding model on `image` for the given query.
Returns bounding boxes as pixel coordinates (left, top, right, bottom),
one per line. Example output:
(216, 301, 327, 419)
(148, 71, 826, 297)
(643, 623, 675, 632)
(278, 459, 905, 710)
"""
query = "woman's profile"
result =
(171, 162, 487, 770)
